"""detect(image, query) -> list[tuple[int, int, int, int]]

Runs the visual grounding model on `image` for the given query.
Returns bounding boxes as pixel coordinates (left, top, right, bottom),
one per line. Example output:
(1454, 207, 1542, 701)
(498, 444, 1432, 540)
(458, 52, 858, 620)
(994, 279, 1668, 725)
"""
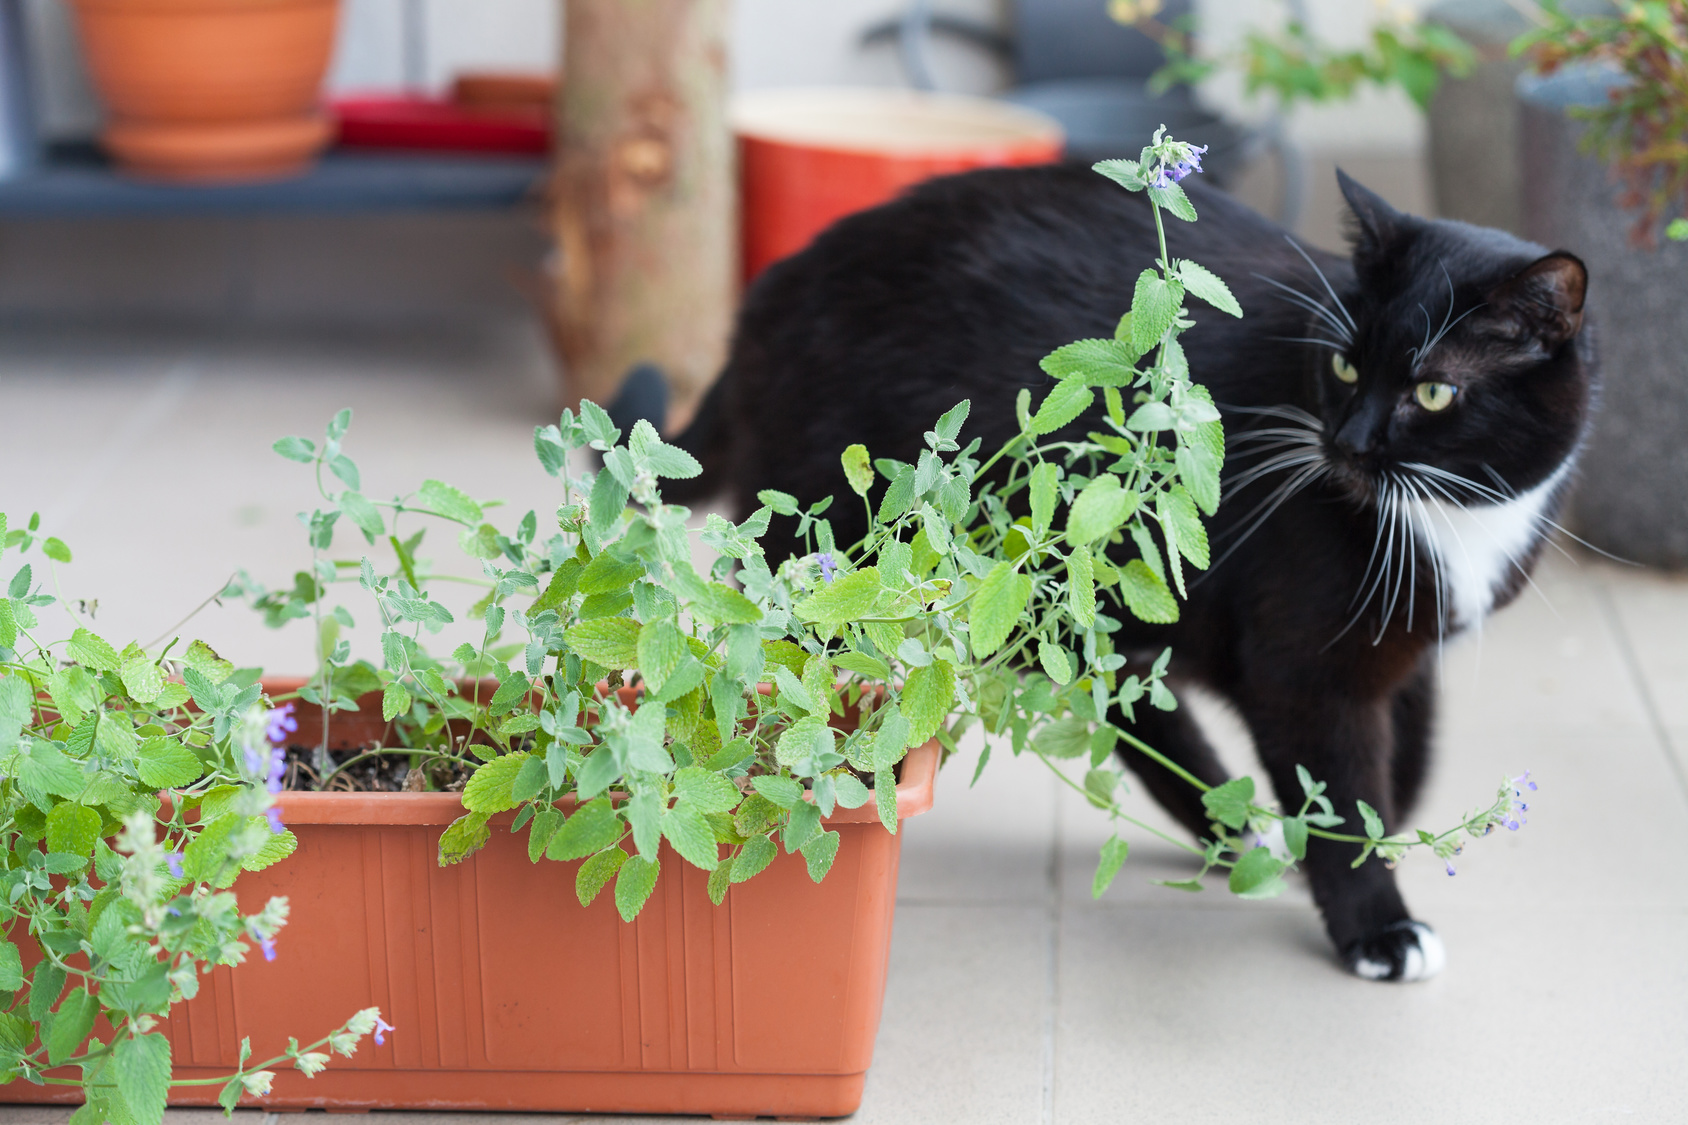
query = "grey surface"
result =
(1520, 66, 1688, 569)
(1425, 0, 1528, 234)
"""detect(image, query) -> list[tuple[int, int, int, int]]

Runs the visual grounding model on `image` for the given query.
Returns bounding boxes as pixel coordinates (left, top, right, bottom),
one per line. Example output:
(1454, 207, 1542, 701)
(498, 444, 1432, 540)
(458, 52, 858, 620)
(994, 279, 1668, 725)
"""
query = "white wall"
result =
(23, 0, 1427, 153)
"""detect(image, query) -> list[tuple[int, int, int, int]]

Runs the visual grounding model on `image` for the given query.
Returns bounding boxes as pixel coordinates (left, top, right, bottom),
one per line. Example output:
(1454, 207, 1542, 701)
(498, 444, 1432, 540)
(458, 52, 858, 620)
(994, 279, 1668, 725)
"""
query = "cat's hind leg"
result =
(1112, 689, 1232, 842)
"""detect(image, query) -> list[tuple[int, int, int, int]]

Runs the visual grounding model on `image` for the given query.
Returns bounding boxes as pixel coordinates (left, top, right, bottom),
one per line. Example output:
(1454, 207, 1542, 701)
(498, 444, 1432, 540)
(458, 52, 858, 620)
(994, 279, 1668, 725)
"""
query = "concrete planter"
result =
(1519, 65, 1688, 568)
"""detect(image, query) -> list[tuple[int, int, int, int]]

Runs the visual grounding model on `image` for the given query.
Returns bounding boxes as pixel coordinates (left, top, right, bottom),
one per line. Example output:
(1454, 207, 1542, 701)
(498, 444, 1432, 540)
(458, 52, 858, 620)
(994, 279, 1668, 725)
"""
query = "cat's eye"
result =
(1331, 354, 1359, 384)
(1414, 382, 1458, 412)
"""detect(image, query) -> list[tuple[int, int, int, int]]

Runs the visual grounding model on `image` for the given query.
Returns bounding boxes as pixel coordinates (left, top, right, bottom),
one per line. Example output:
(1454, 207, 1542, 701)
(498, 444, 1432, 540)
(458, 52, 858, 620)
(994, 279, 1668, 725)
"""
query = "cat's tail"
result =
(602, 362, 732, 504)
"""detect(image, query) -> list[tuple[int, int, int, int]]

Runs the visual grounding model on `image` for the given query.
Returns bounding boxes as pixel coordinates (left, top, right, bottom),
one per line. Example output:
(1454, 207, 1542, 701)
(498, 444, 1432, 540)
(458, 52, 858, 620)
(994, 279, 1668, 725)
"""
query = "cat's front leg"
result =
(1240, 690, 1445, 982)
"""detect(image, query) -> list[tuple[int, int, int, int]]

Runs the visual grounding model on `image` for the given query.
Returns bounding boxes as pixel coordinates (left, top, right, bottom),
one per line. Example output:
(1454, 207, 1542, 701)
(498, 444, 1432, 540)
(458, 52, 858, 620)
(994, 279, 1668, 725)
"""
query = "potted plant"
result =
(1, 132, 1523, 1120)
(1511, 1, 1688, 567)
(68, 0, 341, 182)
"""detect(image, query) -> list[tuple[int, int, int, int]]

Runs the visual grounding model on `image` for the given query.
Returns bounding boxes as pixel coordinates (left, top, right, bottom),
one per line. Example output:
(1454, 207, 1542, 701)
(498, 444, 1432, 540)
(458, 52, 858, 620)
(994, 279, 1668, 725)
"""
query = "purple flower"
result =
(373, 1017, 395, 1046)
(816, 553, 837, 584)
(1445, 860, 1457, 876)
(166, 851, 184, 878)
(1147, 144, 1208, 190)
(265, 702, 298, 744)
(265, 807, 285, 835)
(259, 936, 277, 962)
(1512, 770, 1537, 794)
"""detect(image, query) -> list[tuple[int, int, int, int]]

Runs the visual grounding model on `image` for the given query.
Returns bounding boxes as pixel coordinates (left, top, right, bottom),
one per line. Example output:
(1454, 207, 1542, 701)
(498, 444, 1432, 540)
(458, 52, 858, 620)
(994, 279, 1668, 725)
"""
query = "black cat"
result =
(640, 163, 1595, 981)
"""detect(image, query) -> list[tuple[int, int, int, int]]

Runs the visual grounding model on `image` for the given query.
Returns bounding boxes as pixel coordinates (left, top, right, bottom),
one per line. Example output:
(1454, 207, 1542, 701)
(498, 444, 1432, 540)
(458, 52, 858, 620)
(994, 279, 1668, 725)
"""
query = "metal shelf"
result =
(0, 142, 549, 218)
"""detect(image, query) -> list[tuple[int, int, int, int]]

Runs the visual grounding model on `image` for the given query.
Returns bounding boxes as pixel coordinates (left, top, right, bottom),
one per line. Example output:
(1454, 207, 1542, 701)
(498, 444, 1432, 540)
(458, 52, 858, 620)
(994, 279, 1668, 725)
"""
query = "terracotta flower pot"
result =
(732, 88, 1065, 282)
(69, 0, 340, 182)
(0, 679, 938, 1118)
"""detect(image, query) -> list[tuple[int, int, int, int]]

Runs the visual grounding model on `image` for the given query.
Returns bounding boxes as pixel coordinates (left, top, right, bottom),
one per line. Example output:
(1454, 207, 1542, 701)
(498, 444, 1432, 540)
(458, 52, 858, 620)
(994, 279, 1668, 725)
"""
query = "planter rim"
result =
(731, 86, 1064, 158)
(1516, 63, 1628, 111)
(71, 0, 335, 11)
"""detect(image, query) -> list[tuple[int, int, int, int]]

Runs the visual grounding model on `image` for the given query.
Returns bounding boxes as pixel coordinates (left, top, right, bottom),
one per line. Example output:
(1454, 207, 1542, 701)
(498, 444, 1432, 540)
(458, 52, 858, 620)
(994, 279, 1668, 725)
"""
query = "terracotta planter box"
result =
(1, 685, 939, 1118)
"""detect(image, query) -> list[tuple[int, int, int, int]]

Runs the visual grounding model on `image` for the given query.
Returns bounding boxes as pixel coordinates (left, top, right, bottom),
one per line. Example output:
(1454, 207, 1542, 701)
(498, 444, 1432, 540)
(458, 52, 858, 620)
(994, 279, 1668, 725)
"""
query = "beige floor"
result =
(3, 164, 1685, 1122)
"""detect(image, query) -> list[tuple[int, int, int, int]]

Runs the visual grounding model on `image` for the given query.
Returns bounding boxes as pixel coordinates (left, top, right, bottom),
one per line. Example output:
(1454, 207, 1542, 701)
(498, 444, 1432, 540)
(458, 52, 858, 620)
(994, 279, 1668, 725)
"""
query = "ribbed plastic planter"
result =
(1519, 65, 1688, 568)
(0, 685, 939, 1118)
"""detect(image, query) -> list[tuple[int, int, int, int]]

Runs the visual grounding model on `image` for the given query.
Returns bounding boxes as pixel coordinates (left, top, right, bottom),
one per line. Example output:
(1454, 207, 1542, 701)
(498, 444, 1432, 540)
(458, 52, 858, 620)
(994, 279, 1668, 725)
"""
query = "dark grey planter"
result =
(1519, 65, 1688, 569)
(1425, 0, 1531, 234)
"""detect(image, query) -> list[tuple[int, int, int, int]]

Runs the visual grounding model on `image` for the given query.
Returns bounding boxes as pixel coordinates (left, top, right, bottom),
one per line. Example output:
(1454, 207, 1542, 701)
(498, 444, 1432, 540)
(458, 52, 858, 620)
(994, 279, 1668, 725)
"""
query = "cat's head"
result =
(1307, 171, 1595, 508)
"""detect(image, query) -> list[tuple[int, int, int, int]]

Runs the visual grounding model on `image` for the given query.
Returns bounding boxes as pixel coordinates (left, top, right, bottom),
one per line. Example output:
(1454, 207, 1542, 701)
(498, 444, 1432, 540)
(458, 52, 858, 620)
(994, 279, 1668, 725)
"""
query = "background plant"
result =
(0, 519, 382, 1121)
(1514, 0, 1688, 245)
(1107, 0, 1476, 113)
(232, 130, 1524, 922)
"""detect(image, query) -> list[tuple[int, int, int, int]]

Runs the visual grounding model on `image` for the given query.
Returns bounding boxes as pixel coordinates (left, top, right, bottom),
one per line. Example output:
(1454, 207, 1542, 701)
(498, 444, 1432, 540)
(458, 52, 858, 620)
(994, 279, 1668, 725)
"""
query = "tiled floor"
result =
(3, 159, 1685, 1122)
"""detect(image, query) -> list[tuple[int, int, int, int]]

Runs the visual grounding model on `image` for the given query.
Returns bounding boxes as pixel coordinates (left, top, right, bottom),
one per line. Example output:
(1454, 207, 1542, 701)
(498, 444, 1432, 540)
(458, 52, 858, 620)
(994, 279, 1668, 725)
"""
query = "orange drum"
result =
(733, 88, 1065, 282)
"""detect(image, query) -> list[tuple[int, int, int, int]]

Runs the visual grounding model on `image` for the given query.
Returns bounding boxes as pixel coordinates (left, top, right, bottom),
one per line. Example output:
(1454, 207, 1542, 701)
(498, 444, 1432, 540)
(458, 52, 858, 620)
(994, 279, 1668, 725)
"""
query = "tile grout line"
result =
(1594, 582, 1688, 803)
(1041, 783, 1062, 1125)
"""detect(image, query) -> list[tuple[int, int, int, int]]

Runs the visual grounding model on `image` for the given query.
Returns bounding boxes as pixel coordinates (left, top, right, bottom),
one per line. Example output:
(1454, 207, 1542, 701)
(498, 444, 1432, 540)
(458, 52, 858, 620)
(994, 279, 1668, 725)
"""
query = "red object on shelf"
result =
(332, 94, 549, 154)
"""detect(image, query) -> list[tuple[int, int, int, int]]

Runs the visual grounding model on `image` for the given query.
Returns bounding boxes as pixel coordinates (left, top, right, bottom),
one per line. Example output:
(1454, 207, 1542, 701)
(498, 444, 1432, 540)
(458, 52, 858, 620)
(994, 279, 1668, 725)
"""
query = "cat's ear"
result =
(1484, 252, 1588, 345)
(1336, 169, 1406, 256)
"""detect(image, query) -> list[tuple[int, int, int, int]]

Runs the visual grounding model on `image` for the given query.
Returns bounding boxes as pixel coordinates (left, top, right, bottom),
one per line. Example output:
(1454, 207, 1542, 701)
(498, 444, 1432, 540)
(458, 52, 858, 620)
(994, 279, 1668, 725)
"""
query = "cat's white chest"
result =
(1411, 464, 1569, 629)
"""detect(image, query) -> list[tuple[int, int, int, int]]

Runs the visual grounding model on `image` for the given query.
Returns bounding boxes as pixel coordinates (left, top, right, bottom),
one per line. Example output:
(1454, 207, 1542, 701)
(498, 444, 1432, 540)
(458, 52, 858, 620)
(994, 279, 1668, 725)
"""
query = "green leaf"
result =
(240, 829, 298, 872)
(662, 801, 719, 870)
(578, 551, 644, 595)
(689, 580, 764, 626)
(614, 854, 660, 921)
(1029, 461, 1059, 539)
(1039, 338, 1139, 386)
(1159, 487, 1209, 570)
(1029, 380, 1095, 436)
(637, 621, 687, 693)
(800, 830, 841, 883)
(462, 752, 530, 813)
(751, 775, 802, 810)
(48, 987, 100, 1066)
(114, 1032, 172, 1125)
(1177, 259, 1243, 316)
(415, 479, 483, 525)
(272, 435, 316, 463)
(0, 597, 14, 652)
(900, 661, 955, 746)
(1066, 474, 1138, 546)
(67, 627, 121, 672)
(833, 773, 870, 809)
(1357, 800, 1387, 841)
(841, 444, 875, 497)
(19, 741, 88, 802)
(794, 567, 882, 630)
(758, 488, 798, 516)
(775, 715, 830, 768)
(382, 681, 411, 723)
(1092, 836, 1130, 898)
(731, 835, 777, 883)
(548, 798, 622, 861)
(1130, 270, 1183, 355)
(1117, 558, 1178, 624)
(565, 617, 642, 669)
(134, 737, 202, 789)
(1038, 641, 1074, 685)
(1175, 443, 1221, 518)
(338, 490, 385, 541)
(1282, 815, 1309, 860)
(671, 767, 741, 814)
(575, 845, 626, 905)
(488, 671, 532, 716)
(1033, 716, 1090, 759)
(968, 561, 1031, 658)
(1228, 846, 1287, 899)
(1067, 546, 1096, 629)
(1148, 181, 1198, 221)
(833, 651, 891, 681)
(0, 941, 22, 990)
(1201, 777, 1255, 830)
(42, 536, 72, 564)
(875, 766, 899, 834)
(531, 558, 582, 614)
(118, 656, 164, 704)
(46, 803, 101, 859)
(439, 811, 491, 864)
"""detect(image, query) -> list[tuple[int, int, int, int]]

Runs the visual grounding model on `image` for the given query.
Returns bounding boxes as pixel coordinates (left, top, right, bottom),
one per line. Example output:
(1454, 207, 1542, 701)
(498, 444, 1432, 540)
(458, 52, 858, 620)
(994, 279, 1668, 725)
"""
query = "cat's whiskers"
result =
(1224, 448, 1324, 495)
(1405, 467, 1557, 615)
(1252, 275, 1355, 346)
(1201, 459, 1329, 579)
(1405, 460, 1630, 564)
(1223, 403, 1325, 430)
(1283, 236, 1360, 337)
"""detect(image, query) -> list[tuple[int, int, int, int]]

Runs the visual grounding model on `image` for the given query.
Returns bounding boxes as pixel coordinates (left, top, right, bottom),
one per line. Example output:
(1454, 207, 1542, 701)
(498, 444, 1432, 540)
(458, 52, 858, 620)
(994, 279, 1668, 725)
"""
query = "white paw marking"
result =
(1354, 956, 1391, 981)
(1400, 922, 1446, 982)
(1410, 463, 1569, 630)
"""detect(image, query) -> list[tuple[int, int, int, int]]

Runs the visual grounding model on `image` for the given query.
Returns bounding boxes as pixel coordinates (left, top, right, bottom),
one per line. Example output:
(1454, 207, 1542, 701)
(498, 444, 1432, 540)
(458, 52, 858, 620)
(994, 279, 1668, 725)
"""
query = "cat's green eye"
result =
(1414, 382, 1458, 412)
(1331, 354, 1359, 384)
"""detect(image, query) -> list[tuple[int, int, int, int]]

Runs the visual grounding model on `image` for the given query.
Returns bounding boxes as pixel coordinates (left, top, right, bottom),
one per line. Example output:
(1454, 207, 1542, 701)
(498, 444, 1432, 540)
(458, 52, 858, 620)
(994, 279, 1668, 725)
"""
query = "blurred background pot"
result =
(68, 0, 340, 182)
(1519, 64, 1688, 568)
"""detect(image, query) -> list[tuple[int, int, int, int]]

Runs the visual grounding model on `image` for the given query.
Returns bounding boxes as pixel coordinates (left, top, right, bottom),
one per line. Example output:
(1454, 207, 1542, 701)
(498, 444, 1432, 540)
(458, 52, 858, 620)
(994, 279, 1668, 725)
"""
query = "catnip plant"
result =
(0, 519, 384, 1122)
(237, 130, 1528, 917)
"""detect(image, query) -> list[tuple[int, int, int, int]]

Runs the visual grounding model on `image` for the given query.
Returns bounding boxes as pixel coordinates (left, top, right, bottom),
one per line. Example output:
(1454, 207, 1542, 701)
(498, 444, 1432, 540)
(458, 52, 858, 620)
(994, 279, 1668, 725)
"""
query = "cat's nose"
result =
(1333, 411, 1378, 457)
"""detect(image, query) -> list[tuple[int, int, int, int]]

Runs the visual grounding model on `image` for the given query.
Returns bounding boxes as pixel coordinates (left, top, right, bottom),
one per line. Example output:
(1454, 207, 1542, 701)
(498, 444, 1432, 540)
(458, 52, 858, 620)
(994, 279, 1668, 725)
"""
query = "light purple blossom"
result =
(259, 936, 277, 962)
(815, 553, 837, 584)
(166, 851, 184, 879)
(1445, 859, 1457, 877)
(1147, 144, 1208, 189)
(265, 702, 298, 744)
(265, 807, 285, 835)
(373, 1017, 395, 1046)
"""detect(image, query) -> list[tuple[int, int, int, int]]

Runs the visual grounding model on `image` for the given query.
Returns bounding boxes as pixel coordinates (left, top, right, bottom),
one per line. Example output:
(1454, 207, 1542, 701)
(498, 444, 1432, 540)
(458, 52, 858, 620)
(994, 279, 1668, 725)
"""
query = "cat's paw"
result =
(1343, 920, 1445, 982)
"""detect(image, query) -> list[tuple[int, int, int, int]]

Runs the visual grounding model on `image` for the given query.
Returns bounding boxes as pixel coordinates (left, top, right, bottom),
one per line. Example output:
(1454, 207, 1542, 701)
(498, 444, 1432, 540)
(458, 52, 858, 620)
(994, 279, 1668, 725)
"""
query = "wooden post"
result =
(549, 0, 735, 423)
